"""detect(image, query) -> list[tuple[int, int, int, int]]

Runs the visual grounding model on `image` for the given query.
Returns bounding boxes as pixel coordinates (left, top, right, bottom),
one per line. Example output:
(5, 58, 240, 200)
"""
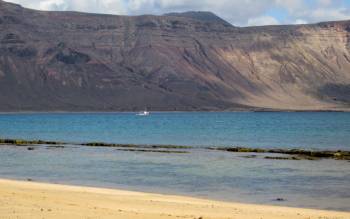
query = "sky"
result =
(5, 0, 350, 26)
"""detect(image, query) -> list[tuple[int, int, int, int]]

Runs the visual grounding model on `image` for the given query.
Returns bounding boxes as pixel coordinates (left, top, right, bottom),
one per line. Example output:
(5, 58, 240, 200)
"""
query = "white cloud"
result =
(294, 19, 307, 25)
(39, 0, 68, 11)
(275, 0, 350, 24)
(4, 0, 350, 26)
(308, 8, 350, 22)
(7, 0, 126, 14)
(247, 16, 280, 26)
(317, 0, 332, 7)
(275, 0, 305, 13)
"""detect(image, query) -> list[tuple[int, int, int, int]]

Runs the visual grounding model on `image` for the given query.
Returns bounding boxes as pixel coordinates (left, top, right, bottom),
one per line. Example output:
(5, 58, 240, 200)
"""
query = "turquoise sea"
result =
(0, 112, 350, 149)
(0, 112, 349, 211)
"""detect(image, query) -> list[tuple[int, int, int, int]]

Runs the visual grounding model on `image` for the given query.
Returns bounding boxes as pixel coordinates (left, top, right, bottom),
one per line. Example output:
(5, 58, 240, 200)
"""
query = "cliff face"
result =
(1, 0, 350, 111)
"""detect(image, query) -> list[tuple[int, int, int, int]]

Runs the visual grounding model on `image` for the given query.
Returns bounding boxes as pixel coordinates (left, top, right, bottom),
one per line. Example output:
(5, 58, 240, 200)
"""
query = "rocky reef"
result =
(213, 147, 350, 160)
(1, 138, 349, 160)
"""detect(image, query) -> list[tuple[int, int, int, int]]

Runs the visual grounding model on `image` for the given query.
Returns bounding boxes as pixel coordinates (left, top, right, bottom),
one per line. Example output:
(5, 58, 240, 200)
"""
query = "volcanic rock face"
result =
(0, 0, 350, 111)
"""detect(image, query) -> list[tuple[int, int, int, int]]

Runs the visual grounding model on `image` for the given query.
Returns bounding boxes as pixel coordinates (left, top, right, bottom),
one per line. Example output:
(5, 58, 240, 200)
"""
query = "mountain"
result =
(164, 11, 233, 26)
(0, 0, 350, 111)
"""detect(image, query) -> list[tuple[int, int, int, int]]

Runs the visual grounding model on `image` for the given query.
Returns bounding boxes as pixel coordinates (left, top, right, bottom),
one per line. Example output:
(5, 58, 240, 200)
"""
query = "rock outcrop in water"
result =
(1, 138, 350, 160)
(1, 0, 350, 111)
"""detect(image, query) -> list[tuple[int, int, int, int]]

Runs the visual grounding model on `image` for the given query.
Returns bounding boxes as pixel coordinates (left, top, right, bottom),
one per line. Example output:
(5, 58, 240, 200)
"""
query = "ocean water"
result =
(0, 112, 350, 149)
(0, 112, 350, 211)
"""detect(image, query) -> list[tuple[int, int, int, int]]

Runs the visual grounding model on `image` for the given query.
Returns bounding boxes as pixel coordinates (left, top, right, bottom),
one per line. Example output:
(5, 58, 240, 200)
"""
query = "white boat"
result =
(137, 110, 150, 116)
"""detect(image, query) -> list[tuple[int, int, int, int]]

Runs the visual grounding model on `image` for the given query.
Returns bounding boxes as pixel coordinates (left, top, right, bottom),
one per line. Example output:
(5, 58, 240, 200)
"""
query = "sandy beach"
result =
(0, 179, 349, 219)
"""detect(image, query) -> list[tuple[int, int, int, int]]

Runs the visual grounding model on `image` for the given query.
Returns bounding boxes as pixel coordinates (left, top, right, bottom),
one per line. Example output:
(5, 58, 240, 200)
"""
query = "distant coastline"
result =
(2, 0, 350, 113)
(0, 108, 350, 114)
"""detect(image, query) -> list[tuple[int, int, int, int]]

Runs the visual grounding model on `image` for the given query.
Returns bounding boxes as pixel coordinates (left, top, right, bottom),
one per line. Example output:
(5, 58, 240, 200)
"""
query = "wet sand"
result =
(0, 179, 349, 219)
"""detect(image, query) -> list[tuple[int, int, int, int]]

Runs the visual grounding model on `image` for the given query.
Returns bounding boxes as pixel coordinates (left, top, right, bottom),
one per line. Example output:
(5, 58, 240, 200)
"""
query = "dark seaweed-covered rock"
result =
(240, 155, 258, 159)
(46, 145, 65, 149)
(215, 147, 350, 160)
(264, 156, 301, 160)
(224, 147, 266, 153)
(150, 145, 192, 149)
(83, 142, 137, 148)
(275, 198, 286, 202)
(1, 137, 349, 161)
(0, 138, 63, 146)
(83, 142, 191, 149)
(116, 148, 189, 154)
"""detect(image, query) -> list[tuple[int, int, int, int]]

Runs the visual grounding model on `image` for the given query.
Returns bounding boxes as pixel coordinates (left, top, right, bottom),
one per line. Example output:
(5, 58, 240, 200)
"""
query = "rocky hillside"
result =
(1, 0, 350, 111)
